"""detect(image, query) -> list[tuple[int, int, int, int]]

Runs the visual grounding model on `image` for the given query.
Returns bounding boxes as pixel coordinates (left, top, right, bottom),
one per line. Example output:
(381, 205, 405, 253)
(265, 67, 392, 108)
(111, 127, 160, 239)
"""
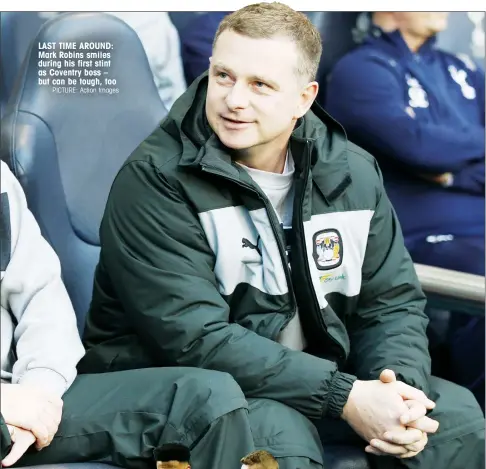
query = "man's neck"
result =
(399, 31, 428, 53)
(372, 14, 428, 53)
(237, 148, 287, 173)
(234, 139, 289, 174)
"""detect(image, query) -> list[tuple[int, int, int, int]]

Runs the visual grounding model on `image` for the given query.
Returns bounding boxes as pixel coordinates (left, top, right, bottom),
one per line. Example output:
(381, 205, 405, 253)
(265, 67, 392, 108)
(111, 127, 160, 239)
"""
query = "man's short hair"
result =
(241, 450, 279, 469)
(154, 443, 190, 463)
(213, 2, 322, 82)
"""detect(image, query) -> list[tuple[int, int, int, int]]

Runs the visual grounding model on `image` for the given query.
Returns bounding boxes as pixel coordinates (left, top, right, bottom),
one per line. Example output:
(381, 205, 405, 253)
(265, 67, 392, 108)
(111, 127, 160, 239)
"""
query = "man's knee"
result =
(180, 368, 246, 406)
(247, 398, 324, 465)
(428, 376, 484, 434)
(419, 377, 485, 467)
(144, 368, 248, 447)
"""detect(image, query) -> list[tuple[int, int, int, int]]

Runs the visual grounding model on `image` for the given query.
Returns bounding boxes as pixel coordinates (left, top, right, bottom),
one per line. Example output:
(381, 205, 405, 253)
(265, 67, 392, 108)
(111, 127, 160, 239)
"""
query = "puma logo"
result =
(242, 237, 262, 256)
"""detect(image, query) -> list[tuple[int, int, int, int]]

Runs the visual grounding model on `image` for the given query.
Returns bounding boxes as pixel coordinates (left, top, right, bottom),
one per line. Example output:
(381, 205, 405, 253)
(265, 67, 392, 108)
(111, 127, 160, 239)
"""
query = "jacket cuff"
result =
(326, 371, 357, 419)
(18, 368, 68, 397)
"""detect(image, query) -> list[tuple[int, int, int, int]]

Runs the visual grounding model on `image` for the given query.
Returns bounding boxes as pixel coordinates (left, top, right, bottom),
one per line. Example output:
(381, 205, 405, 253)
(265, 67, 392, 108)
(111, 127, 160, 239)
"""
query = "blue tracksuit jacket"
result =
(325, 26, 485, 250)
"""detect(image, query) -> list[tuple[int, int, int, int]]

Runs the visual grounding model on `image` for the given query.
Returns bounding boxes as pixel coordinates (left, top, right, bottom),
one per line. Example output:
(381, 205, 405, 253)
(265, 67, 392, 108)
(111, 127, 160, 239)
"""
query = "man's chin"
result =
(217, 133, 257, 151)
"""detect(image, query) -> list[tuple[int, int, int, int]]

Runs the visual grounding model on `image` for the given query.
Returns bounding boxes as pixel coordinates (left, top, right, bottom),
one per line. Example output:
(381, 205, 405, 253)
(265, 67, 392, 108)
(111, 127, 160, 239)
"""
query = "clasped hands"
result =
(342, 369, 439, 459)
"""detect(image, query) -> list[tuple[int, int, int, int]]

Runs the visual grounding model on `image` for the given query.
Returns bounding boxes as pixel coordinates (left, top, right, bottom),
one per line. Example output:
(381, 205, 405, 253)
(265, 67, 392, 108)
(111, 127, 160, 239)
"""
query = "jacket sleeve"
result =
(99, 160, 357, 420)
(0, 163, 85, 396)
(346, 160, 431, 394)
(325, 54, 485, 174)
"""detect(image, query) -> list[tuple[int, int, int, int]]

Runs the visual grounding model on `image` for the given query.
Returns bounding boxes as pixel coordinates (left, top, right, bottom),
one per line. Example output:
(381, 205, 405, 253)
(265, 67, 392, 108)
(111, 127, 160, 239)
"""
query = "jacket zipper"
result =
(200, 164, 297, 337)
(295, 141, 345, 359)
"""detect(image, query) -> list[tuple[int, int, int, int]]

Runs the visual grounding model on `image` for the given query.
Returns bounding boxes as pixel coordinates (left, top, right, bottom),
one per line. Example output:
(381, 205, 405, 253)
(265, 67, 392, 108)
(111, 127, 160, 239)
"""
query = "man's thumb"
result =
(380, 369, 397, 383)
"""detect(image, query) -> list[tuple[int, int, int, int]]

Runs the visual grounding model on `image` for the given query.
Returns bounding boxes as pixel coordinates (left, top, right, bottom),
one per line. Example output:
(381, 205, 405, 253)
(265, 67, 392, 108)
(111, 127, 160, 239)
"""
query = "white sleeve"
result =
(0, 162, 85, 396)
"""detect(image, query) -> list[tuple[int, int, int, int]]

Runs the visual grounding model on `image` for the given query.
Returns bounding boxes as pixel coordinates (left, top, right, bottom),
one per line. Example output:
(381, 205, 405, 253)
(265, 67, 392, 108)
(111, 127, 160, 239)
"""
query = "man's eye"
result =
(255, 81, 266, 88)
(218, 72, 229, 79)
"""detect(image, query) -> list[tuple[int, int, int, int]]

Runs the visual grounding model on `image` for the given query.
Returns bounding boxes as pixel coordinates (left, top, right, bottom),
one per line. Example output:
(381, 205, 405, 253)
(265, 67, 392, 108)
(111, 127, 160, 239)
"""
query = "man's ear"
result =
(294, 81, 319, 119)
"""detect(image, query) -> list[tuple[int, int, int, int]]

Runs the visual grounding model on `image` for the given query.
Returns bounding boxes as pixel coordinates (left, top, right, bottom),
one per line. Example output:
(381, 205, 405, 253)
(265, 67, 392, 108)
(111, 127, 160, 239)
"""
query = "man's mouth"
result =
(222, 116, 251, 124)
(221, 115, 253, 130)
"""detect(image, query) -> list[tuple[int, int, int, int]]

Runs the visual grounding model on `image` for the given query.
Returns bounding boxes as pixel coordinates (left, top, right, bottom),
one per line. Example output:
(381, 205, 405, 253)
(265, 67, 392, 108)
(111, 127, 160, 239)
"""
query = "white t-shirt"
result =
(238, 152, 308, 351)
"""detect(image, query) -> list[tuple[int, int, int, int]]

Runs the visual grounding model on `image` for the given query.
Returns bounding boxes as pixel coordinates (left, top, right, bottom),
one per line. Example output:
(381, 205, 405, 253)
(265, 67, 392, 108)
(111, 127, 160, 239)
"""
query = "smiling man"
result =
(80, 3, 485, 468)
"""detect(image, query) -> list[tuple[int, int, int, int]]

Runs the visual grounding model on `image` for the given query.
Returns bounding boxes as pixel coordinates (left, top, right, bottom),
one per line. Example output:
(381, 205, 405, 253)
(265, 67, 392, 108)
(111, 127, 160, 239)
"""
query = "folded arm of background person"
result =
(95, 160, 357, 420)
(345, 160, 431, 394)
(0, 163, 85, 397)
(325, 54, 485, 186)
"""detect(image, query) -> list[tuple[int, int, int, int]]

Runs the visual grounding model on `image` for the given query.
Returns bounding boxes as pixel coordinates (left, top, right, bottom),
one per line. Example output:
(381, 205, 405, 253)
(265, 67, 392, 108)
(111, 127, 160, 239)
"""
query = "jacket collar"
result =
(161, 72, 351, 202)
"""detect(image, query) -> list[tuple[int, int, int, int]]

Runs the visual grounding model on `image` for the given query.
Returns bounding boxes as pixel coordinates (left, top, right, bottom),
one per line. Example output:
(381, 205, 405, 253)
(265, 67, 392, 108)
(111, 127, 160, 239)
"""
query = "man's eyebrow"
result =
(212, 62, 236, 75)
(212, 62, 279, 89)
(249, 74, 280, 89)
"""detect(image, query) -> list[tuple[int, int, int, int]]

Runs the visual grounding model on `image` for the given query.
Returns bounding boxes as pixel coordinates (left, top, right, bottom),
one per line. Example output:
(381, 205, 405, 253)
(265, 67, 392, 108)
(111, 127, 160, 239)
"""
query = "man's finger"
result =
(407, 416, 440, 434)
(1, 430, 36, 467)
(28, 420, 50, 448)
(39, 409, 60, 441)
(395, 382, 436, 409)
(365, 445, 388, 457)
(399, 450, 420, 459)
(405, 433, 429, 452)
(370, 439, 408, 456)
(383, 428, 424, 445)
(380, 369, 397, 384)
(400, 400, 427, 424)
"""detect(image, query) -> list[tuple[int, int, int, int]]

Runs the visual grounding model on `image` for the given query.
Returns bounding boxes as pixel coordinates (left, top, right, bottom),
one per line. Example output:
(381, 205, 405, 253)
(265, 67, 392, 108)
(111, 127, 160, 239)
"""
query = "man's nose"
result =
(225, 82, 249, 110)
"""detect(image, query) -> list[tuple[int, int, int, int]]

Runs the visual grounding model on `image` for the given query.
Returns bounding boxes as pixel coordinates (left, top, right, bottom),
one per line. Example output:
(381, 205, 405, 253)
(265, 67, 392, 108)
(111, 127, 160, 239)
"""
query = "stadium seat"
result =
(0, 11, 167, 335)
(312, 12, 370, 105)
(168, 11, 205, 33)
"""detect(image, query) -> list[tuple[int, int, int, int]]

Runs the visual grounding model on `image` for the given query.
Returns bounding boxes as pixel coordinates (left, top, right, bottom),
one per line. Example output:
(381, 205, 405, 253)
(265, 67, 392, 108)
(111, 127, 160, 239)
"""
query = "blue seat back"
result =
(0, 12, 51, 114)
(313, 12, 370, 104)
(1, 12, 167, 330)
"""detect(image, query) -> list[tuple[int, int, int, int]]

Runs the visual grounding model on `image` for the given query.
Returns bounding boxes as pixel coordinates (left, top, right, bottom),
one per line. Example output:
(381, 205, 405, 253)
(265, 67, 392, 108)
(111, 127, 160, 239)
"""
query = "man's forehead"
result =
(212, 31, 299, 76)
(212, 58, 283, 87)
